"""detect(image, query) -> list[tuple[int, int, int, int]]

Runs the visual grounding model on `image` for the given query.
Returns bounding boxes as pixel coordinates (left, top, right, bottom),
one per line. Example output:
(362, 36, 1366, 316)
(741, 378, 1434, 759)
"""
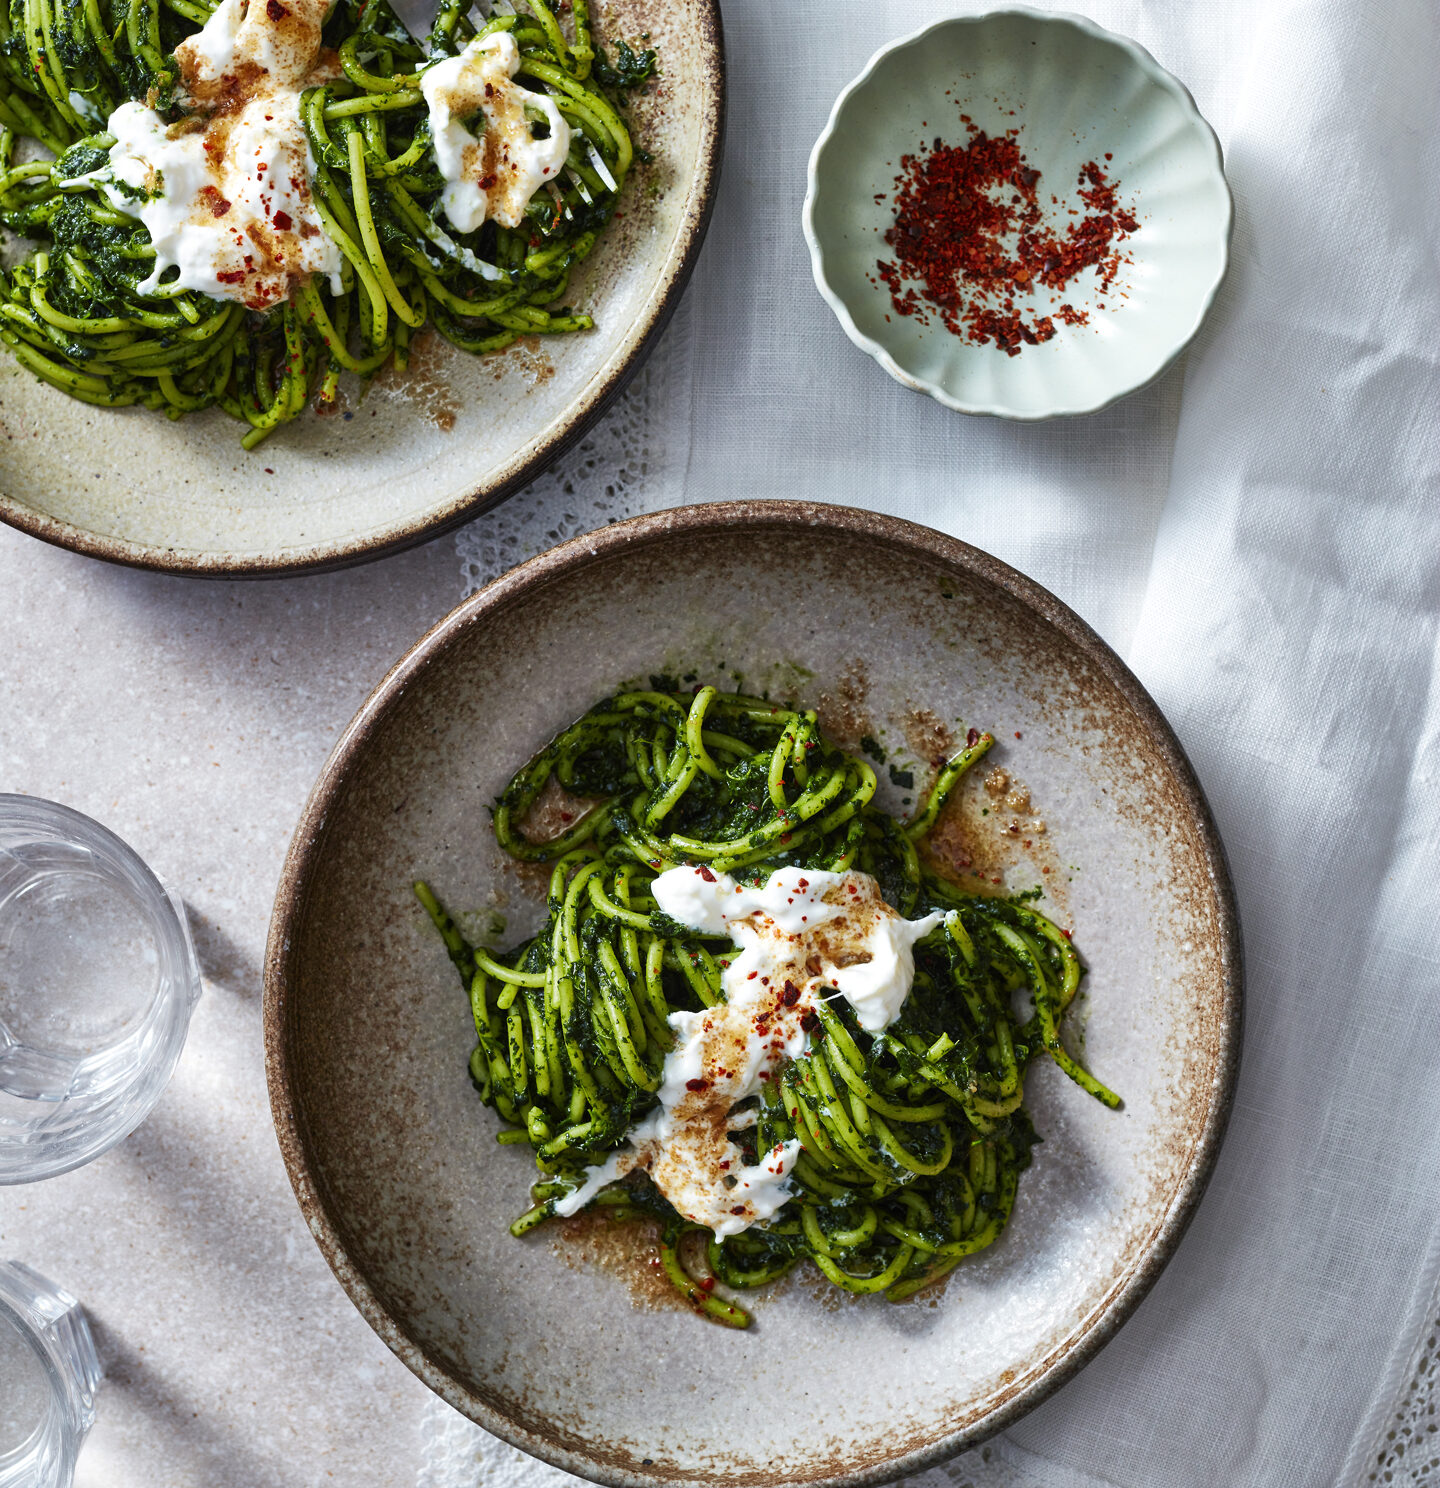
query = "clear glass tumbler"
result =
(0, 795, 202, 1183)
(0, 1262, 101, 1488)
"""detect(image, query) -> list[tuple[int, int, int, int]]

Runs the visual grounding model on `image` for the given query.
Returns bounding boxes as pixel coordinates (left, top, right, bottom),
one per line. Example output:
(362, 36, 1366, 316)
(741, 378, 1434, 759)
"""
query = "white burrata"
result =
(554, 865, 942, 1239)
(419, 31, 571, 233)
(84, 0, 340, 309)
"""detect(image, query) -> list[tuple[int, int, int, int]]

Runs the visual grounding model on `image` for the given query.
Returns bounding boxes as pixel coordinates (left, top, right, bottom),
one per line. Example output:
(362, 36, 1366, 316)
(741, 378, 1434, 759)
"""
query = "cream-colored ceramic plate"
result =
(0, 0, 722, 575)
(265, 502, 1242, 1488)
(804, 9, 1231, 419)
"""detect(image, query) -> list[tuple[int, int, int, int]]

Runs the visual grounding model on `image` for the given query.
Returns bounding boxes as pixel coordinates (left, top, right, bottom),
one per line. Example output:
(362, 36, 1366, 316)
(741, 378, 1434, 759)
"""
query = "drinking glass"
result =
(0, 795, 202, 1182)
(0, 1262, 101, 1488)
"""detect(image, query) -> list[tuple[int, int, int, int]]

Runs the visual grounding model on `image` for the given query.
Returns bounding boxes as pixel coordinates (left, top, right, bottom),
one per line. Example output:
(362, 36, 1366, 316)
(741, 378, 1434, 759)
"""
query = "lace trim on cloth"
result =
(1360, 1318, 1440, 1486)
(417, 1393, 1074, 1488)
(418, 1397, 579, 1488)
(455, 293, 696, 596)
(1341, 1212, 1440, 1488)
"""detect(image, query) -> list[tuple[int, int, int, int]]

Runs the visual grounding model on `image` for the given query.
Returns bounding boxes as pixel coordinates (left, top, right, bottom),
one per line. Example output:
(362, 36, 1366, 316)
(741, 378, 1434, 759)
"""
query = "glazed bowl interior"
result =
(0, 0, 721, 575)
(265, 503, 1239, 1487)
(804, 8, 1231, 418)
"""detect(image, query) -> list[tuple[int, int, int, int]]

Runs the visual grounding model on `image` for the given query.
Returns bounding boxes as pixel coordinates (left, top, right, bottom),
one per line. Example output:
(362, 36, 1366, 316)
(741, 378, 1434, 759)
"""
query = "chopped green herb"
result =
(593, 38, 659, 92)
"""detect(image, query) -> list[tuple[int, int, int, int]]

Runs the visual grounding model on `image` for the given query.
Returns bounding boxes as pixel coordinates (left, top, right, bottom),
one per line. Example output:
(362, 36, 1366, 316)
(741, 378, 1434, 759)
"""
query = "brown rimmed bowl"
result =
(0, 0, 723, 577)
(264, 501, 1242, 1485)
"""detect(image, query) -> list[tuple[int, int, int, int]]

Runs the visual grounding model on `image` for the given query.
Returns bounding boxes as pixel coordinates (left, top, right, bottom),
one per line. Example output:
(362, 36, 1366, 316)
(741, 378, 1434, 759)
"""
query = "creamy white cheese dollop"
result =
(419, 31, 571, 233)
(553, 865, 942, 1239)
(653, 865, 943, 1034)
(179, 0, 316, 85)
(82, 0, 340, 309)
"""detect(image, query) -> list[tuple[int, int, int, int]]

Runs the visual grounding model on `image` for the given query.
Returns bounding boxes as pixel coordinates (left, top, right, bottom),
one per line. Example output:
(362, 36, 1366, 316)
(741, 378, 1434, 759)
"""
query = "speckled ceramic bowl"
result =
(0, 0, 722, 576)
(265, 502, 1242, 1486)
(804, 9, 1232, 419)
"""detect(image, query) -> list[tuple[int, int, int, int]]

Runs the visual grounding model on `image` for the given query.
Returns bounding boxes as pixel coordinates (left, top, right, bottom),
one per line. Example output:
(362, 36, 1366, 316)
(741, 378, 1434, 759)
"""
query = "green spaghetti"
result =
(417, 685, 1119, 1328)
(0, 0, 652, 446)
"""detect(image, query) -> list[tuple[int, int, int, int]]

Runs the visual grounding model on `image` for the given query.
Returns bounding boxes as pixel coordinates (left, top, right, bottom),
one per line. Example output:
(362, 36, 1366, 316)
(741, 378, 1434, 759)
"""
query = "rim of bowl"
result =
(802, 7, 1234, 421)
(0, 4, 725, 580)
(264, 500, 1244, 1487)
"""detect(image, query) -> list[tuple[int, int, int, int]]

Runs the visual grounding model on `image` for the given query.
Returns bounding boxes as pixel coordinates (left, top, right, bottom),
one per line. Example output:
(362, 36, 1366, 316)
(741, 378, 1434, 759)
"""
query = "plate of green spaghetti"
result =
(411, 694, 1122, 1321)
(266, 502, 1241, 1487)
(0, 0, 722, 572)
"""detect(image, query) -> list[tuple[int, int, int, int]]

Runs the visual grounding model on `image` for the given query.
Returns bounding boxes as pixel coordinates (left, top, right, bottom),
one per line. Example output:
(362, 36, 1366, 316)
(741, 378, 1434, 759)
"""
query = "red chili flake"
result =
(266, 0, 288, 17)
(718, 1159, 731, 1170)
(479, 173, 497, 189)
(796, 877, 809, 891)
(875, 128, 1140, 354)
(1014, 731, 1022, 739)
(966, 727, 980, 748)
(215, 269, 246, 284)
(799, 1008, 819, 1034)
(272, 209, 293, 231)
(730, 1206, 746, 1216)
(697, 865, 716, 883)
(780, 980, 800, 1007)
(698, 1277, 715, 1291)
(685, 1078, 709, 1092)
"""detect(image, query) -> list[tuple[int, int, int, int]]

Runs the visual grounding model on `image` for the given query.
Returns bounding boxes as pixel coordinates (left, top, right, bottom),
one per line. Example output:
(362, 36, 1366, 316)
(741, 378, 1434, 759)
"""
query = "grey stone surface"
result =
(0, 524, 462, 1488)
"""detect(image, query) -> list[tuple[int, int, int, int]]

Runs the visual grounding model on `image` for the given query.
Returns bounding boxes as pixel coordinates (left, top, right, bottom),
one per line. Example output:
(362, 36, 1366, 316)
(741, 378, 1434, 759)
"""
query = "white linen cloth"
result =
(434, 1, 1440, 1485)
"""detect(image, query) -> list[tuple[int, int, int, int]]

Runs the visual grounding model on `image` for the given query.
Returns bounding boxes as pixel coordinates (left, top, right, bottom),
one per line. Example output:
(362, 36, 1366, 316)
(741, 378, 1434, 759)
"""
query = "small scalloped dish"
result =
(804, 8, 1232, 420)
